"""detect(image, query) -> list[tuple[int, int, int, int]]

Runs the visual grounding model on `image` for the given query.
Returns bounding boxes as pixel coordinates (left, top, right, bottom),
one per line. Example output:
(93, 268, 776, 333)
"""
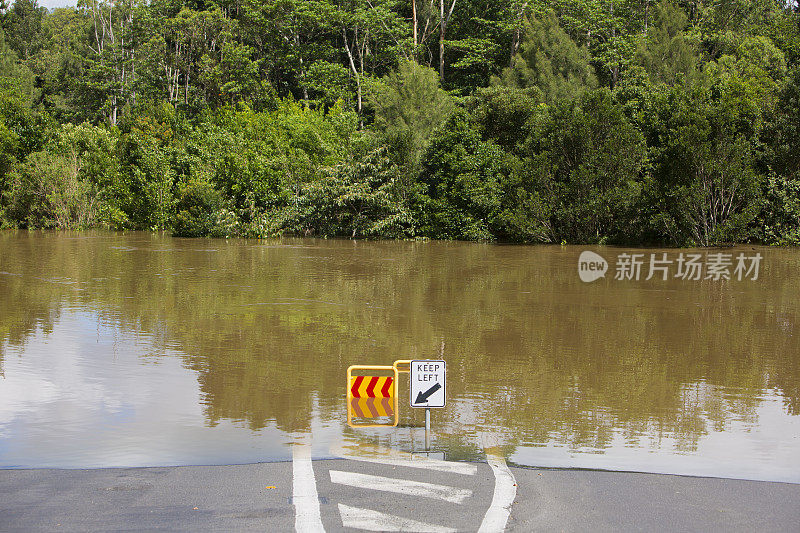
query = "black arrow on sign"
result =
(415, 382, 441, 404)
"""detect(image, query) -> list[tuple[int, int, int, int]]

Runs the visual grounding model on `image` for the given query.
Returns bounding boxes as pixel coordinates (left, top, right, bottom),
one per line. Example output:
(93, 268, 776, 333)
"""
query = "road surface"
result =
(1, 444, 798, 532)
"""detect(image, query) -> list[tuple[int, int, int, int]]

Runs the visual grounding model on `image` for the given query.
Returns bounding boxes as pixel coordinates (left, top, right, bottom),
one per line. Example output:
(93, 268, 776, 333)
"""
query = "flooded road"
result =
(1, 231, 798, 482)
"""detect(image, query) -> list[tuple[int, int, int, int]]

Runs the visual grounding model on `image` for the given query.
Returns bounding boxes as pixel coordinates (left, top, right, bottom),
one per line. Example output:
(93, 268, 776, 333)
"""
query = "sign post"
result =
(410, 360, 446, 450)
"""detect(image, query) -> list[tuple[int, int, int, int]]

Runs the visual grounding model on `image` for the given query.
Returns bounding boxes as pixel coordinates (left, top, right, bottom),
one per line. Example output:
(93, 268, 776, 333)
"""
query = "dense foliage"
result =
(0, 0, 799, 245)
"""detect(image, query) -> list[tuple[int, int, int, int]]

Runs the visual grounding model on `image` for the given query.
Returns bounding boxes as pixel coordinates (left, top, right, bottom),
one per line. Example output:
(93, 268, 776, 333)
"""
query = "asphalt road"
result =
(1, 450, 799, 532)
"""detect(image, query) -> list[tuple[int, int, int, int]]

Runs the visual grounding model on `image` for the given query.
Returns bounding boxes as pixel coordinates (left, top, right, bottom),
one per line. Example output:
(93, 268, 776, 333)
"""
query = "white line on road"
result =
(329, 470, 473, 504)
(338, 503, 457, 533)
(478, 451, 516, 533)
(329, 444, 478, 475)
(292, 443, 325, 533)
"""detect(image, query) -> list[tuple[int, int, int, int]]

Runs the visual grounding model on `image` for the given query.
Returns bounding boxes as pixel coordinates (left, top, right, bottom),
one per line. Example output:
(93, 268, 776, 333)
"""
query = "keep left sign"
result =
(410, 360, 446, 408)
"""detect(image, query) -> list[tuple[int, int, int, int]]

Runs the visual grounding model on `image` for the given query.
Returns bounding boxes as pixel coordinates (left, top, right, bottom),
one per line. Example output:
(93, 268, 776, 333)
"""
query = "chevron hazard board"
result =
(350, 376, 394, 398)
(347, 365, 399, 428)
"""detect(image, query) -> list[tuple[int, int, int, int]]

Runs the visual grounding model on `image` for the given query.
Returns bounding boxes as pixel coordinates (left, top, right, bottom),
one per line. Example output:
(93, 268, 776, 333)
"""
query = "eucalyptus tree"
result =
(75, 0, 140, 124)
(335, 0, 408, 117)
(535, 0, 645, 89)
(437, 0, 532, 91)
(239, 0, 339, 102)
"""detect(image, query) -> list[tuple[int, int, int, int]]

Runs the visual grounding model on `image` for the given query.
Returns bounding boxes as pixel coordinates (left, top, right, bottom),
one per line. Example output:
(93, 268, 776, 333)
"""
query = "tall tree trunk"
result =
(610, 0, 617, 89)
(413, 0, 418, 48)
(439, 0, 445, 80)
(438, 0, 457, 81)
(343, 27, 362, 126)
(130, 43, 136, 107)
(510, 2, 528, 67)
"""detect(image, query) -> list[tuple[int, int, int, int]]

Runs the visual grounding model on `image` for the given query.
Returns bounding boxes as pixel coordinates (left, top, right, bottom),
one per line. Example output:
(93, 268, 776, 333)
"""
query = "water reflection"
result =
(0, 310, 292, 467)
(0, 231, 798, 481)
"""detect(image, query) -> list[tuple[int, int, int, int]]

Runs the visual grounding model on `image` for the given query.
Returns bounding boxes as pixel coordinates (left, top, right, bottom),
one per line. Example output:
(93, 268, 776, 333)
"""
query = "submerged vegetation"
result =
(0, 0, 799, 246)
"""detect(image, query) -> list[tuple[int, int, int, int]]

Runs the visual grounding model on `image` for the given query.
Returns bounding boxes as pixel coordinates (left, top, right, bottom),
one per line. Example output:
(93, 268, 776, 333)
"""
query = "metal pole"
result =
(425, 408, 431, 450)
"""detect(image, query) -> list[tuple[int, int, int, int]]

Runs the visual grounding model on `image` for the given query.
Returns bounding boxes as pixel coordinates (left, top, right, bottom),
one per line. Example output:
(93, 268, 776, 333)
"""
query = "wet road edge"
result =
(1, 461, 799, 532)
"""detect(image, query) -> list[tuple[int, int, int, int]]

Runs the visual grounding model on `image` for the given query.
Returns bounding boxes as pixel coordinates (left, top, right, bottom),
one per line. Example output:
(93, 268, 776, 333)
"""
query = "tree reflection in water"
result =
(1, 231, 798, 472)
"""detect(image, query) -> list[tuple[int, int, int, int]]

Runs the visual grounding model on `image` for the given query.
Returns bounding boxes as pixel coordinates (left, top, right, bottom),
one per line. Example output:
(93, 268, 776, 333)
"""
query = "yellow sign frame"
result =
(346, 365, 399, 428)
(393, 359, 411, 374)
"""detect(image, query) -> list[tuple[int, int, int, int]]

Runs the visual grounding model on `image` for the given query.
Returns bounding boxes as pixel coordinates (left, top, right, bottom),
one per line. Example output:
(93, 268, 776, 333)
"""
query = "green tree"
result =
(524, 88, 646, 243)
(115, 101, 186, 229)
(294, 145, 415, 238)
(4, 0, 47, 60)
(696, 0, 789, 61)
(760, 66, 800, 245)
(536, 0, 645, 90)
(172, 178, 236, 237)
(442, 0, 521, 91)
(643, 79, 764, 246)
(3, 123, 117, 229)
(0, 83, 49, 226)
(335, 0, 408, 117)
(188, 100, 358, 237)
(370, 60, 454, 180)
(23, 6, 86, 123)
(416, 86, 561, 242)
(765, 66, 800, 182)
(72, 0, 141, 125)
(634, 0, 698, 86)
(467, 85, 542, 154)
(497, 10, 598, 102)
(418, 108, 517, 241)
(0, 0, 797, 243)
(239, 0, 338, 103)
(0, 27, 34, 97)
(300, 60, 352, 109)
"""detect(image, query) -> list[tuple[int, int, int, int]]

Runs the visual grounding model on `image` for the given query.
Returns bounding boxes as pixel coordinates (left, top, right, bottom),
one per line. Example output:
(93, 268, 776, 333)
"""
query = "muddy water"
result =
(0, 231, 798, 481)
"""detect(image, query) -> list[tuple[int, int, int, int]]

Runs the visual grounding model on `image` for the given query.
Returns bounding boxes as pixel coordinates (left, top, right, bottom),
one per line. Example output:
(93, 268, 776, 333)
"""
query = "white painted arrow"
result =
(338, 503, 457, 533)
(329, 470, 472, 504)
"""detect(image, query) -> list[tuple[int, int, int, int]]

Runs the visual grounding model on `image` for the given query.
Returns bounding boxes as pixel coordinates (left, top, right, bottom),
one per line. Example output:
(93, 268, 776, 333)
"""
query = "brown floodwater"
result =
(0, 231, 798, 482)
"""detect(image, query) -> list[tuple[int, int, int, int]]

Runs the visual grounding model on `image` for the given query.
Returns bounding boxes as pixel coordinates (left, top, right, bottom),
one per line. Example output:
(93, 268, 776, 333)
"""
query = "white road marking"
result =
(329, 444, 478, 475)
(338, 503, 457, 533)
(292, 443, 325, 532)
(478, 451, 516, 533)
(329, 470, 472, 504)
